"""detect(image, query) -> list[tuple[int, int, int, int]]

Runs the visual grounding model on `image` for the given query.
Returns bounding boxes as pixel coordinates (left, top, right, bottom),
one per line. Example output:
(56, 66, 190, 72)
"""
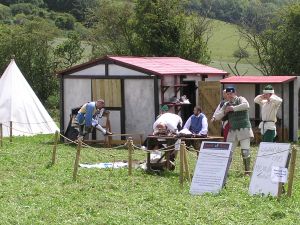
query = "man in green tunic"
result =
(214, 87, 253, 175)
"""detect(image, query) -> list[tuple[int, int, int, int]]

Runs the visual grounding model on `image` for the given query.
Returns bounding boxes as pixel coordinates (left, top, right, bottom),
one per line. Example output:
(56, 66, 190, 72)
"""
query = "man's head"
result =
(225, 87, 236, 101)
(262, 85, 274, 100)
(193, 106, 202, 116)
(96, 99, 105, 109)
(222, 89, 229, 101)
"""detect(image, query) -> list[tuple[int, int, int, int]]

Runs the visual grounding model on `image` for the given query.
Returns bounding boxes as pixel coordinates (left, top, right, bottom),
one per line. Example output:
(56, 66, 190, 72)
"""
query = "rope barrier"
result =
(1, 120, 56, 125)
(1, 123, 53, 135)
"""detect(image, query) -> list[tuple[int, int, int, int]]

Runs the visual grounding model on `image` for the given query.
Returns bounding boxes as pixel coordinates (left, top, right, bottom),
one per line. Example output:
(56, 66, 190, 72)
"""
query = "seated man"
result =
(74, 99, 112, 137)
(180, 106, 208, 137)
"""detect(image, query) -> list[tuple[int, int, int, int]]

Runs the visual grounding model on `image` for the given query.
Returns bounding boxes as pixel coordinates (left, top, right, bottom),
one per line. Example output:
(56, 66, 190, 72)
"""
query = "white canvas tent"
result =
(0, 59, 59, 137)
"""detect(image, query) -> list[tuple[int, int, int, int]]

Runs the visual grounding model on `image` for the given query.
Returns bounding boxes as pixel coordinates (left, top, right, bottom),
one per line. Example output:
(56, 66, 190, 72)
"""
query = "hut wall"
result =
(124, 79, 155, 137)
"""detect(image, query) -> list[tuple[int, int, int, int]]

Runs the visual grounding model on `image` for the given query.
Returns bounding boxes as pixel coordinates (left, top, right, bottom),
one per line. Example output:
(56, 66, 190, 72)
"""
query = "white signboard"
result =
(249, 142, 290, 197)
(190, 142, 232, 195)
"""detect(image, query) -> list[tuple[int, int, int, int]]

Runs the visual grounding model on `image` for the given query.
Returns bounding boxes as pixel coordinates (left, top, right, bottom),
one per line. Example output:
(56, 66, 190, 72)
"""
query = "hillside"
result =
(208, 20, 262, 75)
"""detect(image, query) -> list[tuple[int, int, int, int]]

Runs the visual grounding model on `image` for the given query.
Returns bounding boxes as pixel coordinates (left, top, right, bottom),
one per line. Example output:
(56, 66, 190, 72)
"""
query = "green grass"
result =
(1, 135, 299, 224)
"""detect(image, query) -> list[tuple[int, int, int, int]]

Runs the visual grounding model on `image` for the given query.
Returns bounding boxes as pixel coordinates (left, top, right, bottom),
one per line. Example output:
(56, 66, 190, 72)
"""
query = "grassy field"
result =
(0, 135, 299, 224)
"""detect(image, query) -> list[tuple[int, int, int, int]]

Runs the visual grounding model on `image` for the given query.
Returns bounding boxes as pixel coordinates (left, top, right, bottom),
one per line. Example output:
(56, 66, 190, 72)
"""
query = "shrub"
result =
(54, 13, 76, 30)
(0, 4, 11, 20)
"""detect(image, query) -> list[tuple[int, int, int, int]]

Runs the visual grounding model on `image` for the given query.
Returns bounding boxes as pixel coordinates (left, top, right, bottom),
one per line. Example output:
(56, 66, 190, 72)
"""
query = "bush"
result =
(54, 13, 76, 30)
(0, 4, 11, 20)
(233, 48, 249, 59)
(10, 3, 35, 16)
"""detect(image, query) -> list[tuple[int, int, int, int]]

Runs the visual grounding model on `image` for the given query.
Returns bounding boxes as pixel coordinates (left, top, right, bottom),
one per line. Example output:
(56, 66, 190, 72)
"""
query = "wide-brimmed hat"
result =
(225, 87, 235, 93)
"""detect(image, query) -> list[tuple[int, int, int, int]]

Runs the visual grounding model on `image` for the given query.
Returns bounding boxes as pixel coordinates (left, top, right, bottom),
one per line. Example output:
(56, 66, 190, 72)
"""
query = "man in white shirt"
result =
(153, 111, 183, 135)
(254, 85, 282, 142)
(180, 106, 208, 137)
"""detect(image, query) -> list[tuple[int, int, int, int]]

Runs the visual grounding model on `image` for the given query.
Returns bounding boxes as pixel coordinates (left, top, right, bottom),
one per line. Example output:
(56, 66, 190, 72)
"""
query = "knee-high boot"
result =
(241, 149, 251, 176)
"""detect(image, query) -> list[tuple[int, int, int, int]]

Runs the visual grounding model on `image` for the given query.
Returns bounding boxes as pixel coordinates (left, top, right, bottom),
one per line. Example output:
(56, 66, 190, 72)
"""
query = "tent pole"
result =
(0, 123, 3, 147)
(9, 121, 12, 143)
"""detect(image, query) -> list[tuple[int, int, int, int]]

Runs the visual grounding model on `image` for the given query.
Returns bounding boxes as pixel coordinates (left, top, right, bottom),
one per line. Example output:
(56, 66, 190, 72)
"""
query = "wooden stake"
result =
(51, 131, 59, 165)
(128, 137, 133, 176)
(277, 182, 283, 200)
(9, 121, 12, 143)
(287, 146, 297, 197)
(139, 134, 143, 147)
(183, 142, 191, 183)
(0, 123, 3, 147)
(179, 142, 184, 187)
(73, 138, 82, 181)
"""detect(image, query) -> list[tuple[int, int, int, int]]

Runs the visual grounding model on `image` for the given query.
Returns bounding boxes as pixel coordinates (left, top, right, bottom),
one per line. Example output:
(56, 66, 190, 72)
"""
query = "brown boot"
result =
(243, 157, 251, 176)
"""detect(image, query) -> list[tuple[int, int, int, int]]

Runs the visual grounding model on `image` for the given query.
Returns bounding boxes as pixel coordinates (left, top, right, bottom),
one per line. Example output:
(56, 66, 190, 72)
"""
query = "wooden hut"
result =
(57, 56, 228, 144)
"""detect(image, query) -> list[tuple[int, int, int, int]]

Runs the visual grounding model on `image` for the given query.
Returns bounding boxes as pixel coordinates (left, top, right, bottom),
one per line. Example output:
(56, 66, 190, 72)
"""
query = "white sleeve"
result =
(183, 116, 192, 130)
(199, 116, 208, 135)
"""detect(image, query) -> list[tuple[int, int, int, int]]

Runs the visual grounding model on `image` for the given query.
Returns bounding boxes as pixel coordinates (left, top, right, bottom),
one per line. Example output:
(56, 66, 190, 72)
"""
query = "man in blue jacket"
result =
(75, 99, 112, 136)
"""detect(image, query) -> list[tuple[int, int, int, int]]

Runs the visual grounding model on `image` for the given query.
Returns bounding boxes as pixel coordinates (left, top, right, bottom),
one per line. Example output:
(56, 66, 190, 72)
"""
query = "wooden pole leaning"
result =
(73, 137, 83, 181)
(287, 145, 297, 197)
(0, 123, 3, 147)
(127, 137, 133, 176)
(179, 141, 185, 187)
(9, 121, 12, 143)
(183, 142, 191, 183)
(51, 131, 59, 165)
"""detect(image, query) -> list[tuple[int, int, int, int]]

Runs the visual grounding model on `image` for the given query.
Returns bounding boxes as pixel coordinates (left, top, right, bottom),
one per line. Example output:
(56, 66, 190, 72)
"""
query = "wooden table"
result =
(146, 135, 224, 171)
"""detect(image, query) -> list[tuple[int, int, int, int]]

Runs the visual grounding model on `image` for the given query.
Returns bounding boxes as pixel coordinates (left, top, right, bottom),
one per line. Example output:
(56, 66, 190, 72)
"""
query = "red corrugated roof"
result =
(109, 56, 228, 75)
(220, 76, 297, 84)
(57, 56, 228, 76)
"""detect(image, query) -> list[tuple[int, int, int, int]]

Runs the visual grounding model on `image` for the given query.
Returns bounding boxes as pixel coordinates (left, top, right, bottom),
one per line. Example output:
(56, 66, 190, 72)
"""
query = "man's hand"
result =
(225, 106, 234, 113)
(210, 117, 216, 122)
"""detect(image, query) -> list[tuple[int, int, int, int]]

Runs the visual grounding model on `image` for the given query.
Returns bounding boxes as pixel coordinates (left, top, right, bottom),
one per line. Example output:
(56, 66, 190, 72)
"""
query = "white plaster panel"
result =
(124, 79, 155, 138)
(235, 84, 256, 118)
(109, 64, 148, 76)
(95, 110, 121, 140)
(63, 79, 91, 130)
(70, 64, 106, 76)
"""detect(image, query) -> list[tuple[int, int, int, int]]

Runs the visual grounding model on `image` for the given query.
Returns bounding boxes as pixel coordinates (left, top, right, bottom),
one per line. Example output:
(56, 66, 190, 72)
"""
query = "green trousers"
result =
(262, 129, 276, 142)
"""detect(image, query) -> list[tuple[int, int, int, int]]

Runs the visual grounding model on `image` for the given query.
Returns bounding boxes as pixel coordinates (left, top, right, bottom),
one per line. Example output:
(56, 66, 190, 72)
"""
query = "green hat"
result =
(161, 105, 169, 112)
(263, 85, 274, 94)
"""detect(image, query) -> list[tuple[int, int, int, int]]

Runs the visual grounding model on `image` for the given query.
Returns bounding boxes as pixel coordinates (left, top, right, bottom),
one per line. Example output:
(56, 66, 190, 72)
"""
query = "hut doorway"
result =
(181, 81, 196, 123)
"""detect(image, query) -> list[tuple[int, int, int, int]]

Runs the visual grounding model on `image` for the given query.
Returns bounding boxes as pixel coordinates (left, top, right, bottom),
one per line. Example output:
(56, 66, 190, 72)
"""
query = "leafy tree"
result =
(53, 32, 84, 68)
(0, 21, 58, 103)
(88, 0, 211, 63)
(134, 0, 210, 63)
(87, 0, 136, 56)
(240, 3, 300, 75)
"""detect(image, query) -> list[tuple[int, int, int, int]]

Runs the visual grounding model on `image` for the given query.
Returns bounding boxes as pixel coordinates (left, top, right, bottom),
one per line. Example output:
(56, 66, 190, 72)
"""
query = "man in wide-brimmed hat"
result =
(254, 85, 282, 142)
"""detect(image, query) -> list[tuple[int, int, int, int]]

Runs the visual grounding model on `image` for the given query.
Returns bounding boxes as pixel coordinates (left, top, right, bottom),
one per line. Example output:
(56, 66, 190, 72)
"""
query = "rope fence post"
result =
(287, 145, 297, 197)
(73, 137, 83, 181)
(51, 131, 59, 165)
(128, 137, 133, 176)
(183, 142, 191, 183)
(179, 141, 184, 187)
(0, 123, 3, 147)
(9, 121, 12, 143)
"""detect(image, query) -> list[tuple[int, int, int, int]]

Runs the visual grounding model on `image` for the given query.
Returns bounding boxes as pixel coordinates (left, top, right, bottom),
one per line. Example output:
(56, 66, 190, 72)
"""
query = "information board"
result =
(249, 142, 290, 196)
(190, 141, 232, 195)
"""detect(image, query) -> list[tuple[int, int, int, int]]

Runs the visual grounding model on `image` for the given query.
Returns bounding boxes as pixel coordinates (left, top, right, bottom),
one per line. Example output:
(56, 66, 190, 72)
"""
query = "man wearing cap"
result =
(254, 85, 282, 142)
(214, 87, 253, 175)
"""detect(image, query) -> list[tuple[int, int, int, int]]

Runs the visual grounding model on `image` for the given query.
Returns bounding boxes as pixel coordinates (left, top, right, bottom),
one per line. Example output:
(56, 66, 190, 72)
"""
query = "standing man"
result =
(181, 106, 208, 137)
(254, 85, 282, 142)
(75, 99, 112, 136)
(214, 87, 253, 175)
